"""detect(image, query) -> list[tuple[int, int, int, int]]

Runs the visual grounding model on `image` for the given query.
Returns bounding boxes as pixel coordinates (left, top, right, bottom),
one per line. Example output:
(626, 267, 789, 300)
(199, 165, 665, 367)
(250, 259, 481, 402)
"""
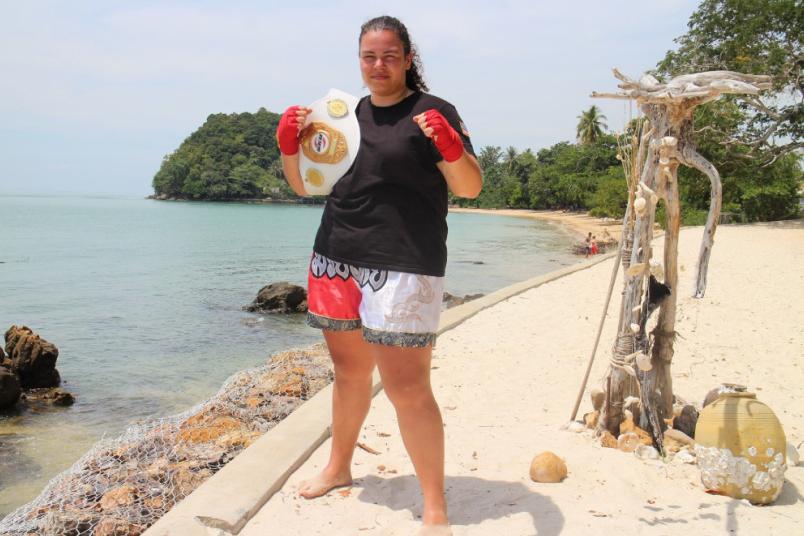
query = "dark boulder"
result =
(674, 404, 699, 439)
(0, 346, 11, 369)
(5, 325, 61, 389)
(246, 283, 307, 314)
(24, 387, 76, 407)
(0, 367, 22, 409)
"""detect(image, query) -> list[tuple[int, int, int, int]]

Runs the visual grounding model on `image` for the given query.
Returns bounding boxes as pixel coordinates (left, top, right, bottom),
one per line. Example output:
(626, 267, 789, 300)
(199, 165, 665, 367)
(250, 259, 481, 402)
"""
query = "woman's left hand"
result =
(413, 109, 464, 162)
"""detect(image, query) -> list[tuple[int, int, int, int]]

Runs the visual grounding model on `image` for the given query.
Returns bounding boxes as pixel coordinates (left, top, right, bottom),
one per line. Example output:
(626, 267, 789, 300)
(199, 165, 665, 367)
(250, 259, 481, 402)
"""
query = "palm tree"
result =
(504, 146, 518, 173)
(576, 105, 608, 145)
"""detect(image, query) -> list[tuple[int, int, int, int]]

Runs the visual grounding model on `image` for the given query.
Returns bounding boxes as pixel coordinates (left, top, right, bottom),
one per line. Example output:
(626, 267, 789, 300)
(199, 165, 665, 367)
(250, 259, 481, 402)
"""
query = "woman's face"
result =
(359, 29, 412, 97)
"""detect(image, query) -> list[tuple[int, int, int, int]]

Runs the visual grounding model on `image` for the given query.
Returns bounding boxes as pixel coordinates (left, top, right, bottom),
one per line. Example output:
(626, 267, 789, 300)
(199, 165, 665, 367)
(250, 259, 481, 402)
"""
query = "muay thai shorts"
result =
(306, 252, 443, 348)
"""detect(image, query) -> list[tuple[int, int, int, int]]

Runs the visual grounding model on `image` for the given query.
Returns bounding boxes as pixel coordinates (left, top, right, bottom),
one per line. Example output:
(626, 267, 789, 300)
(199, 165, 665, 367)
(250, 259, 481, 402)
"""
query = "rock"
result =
(590, 388, 605, 411)
(634, 445, 660, 460)
(245, 283, 307, 313)
(583, 410, 599, 429)
(215, 429, 262, 449)
(563, 421, 586, 433)
(529, 451, 567, 483)
(0, 367, 22, 409)
(178, 415, 243, 444)
(43, 388, 75, 406)
(442, 292, 484, 309)
(617, 432, 641, 452)
(172, 467, 213, 498)
(663, 436, 685, 455)
(673, 405, 699, 439)
(632, 426, 654, 446)
(788, 442, 800, 466)
(674, 448, 696, 464)
(599, 430, 618, 449)
(4, 325, 61, 388)
(94, 516, 145, 536)
(262, 367, 309, 398)
(18, 387, 76, 408)
(619, 409, 635, 435)
(99, 485, 138, 511)
(664, 428, 695, 446)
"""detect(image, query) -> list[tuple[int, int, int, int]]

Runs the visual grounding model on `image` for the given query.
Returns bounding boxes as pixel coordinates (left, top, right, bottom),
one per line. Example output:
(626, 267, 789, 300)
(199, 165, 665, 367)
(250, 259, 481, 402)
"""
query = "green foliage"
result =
(589, 167, 629, 219)
(152, 107, 290, 200)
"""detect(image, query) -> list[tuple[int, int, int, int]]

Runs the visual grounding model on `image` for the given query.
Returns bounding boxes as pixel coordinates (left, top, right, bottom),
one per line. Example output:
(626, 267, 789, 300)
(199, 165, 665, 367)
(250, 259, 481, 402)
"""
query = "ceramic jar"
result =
(694, 391, 787, 504)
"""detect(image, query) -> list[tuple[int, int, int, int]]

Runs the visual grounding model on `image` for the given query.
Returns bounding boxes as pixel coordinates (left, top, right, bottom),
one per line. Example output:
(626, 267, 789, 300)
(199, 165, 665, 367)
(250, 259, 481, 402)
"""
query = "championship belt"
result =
(298, 89, 360, 196)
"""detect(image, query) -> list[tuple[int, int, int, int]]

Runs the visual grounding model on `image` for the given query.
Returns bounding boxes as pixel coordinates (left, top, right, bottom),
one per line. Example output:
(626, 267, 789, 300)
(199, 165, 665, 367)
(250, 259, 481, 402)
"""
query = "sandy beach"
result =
(449, 207, 624, 241)
(238, 221, 803, 536)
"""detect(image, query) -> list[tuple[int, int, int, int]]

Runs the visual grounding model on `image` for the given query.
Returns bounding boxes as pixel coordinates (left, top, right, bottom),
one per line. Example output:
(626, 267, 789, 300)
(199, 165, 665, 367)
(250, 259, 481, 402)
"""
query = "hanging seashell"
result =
(636, 352, 652, 371)
(659, 157, 670, 166)
(630, 323, 640, 334)
(618, 432, 642, 453)
(661, 136, 678, 147)
(626, 263, 647, 277)
(633, 197, 647, 214)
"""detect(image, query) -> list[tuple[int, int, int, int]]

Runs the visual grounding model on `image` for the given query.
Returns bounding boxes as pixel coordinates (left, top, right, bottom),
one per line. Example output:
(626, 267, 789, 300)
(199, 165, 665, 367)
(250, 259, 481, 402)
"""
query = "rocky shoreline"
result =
(0, 284, 485, 534)
(0, 343, 334, 535)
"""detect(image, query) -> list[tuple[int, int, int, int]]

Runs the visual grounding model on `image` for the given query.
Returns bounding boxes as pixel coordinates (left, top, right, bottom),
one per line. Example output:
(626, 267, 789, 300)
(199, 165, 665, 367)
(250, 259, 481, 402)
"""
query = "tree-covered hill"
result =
(152, 2, 800, 222)
(152, 108, 296, 200)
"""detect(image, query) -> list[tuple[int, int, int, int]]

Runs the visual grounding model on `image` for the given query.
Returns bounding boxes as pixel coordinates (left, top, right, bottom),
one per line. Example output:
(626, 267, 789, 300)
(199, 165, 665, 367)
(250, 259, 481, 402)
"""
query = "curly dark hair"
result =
(359, 15, 428, 92)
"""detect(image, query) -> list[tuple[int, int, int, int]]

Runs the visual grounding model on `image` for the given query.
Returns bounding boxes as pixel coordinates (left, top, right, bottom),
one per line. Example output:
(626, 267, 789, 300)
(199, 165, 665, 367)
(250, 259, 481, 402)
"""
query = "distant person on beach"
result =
(591, 235, 599, 255)
(585, 232, 592, 258)
(277, 15, 482, 535)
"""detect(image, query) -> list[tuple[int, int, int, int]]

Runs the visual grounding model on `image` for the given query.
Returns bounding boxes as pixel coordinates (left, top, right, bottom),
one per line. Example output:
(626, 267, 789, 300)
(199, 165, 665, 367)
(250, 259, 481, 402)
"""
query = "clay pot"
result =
(694, 391, 787, 504)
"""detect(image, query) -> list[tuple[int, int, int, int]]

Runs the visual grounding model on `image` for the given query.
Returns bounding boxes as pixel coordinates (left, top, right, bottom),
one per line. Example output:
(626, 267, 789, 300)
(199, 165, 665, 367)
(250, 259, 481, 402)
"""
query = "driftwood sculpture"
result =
(591, 70, 771, 449)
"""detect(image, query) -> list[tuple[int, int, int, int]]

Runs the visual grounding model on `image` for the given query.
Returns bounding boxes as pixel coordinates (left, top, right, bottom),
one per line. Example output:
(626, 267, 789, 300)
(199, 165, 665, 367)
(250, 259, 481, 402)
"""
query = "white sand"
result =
(241, 222, 804, 536)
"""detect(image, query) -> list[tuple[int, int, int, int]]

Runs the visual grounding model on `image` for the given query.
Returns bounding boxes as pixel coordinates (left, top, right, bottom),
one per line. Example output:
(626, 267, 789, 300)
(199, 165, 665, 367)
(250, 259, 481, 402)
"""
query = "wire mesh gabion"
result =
(0, 344, 333, 536)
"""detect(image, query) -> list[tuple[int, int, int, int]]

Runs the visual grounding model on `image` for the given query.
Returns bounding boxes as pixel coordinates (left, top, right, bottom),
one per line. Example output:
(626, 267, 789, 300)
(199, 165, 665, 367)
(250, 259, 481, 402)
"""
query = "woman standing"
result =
(276, 15, 482, 535)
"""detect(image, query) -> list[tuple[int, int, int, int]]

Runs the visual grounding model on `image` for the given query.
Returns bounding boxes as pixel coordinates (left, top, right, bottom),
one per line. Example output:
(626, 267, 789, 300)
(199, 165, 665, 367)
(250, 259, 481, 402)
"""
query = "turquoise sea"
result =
(0, 195, 578, 517)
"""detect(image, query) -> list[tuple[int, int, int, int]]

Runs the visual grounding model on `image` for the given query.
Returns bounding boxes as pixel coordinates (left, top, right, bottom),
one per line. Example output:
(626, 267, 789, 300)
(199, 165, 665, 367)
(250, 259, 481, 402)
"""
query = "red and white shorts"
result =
(306, 252, 444, 348)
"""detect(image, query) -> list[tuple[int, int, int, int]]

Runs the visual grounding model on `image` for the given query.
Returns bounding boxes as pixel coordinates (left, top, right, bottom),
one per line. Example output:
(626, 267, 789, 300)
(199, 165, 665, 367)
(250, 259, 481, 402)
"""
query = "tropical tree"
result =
(656, 0, 802, 165)
(576, 105, 608, 145)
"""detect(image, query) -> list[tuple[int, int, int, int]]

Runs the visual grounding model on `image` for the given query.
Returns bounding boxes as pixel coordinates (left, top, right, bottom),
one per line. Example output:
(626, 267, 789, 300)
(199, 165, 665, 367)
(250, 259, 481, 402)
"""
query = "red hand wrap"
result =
(276, 105, 302, 156)
(423, 109, 464, 163)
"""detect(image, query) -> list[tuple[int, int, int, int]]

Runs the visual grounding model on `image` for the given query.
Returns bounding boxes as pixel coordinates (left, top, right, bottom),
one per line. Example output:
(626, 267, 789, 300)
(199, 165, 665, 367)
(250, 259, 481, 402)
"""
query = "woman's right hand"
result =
(276, 106, 312, 156)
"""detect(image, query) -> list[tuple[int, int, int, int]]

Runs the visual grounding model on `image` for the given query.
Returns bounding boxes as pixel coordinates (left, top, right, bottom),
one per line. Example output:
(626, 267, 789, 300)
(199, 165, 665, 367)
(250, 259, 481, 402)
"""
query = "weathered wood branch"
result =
(593, 70, 772, 104)
(679, 145, 722, 298)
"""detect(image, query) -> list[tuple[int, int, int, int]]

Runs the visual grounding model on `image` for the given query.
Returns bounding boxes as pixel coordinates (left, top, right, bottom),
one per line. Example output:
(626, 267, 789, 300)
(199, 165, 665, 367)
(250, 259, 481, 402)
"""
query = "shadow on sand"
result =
(356, 474, 564, 535)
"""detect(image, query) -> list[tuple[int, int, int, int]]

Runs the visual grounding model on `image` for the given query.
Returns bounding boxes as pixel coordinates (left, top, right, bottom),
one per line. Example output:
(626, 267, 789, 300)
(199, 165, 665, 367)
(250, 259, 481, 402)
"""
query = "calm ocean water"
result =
(0, 194, 578, 516)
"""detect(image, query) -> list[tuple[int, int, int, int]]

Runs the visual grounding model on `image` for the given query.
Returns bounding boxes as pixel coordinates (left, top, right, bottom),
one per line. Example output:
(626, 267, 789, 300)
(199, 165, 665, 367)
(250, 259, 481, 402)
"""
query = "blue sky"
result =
(0, 0, 699, 196)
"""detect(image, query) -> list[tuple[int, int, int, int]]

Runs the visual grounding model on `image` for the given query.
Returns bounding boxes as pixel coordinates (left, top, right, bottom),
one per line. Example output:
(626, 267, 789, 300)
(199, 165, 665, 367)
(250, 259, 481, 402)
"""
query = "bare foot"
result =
(297, 469, 353, 499)
(417, 524, 452, 536)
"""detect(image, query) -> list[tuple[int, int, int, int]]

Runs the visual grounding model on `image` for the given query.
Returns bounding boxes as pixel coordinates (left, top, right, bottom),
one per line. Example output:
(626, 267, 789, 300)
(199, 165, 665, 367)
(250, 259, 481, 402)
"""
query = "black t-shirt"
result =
(313, 91, 475, 277)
